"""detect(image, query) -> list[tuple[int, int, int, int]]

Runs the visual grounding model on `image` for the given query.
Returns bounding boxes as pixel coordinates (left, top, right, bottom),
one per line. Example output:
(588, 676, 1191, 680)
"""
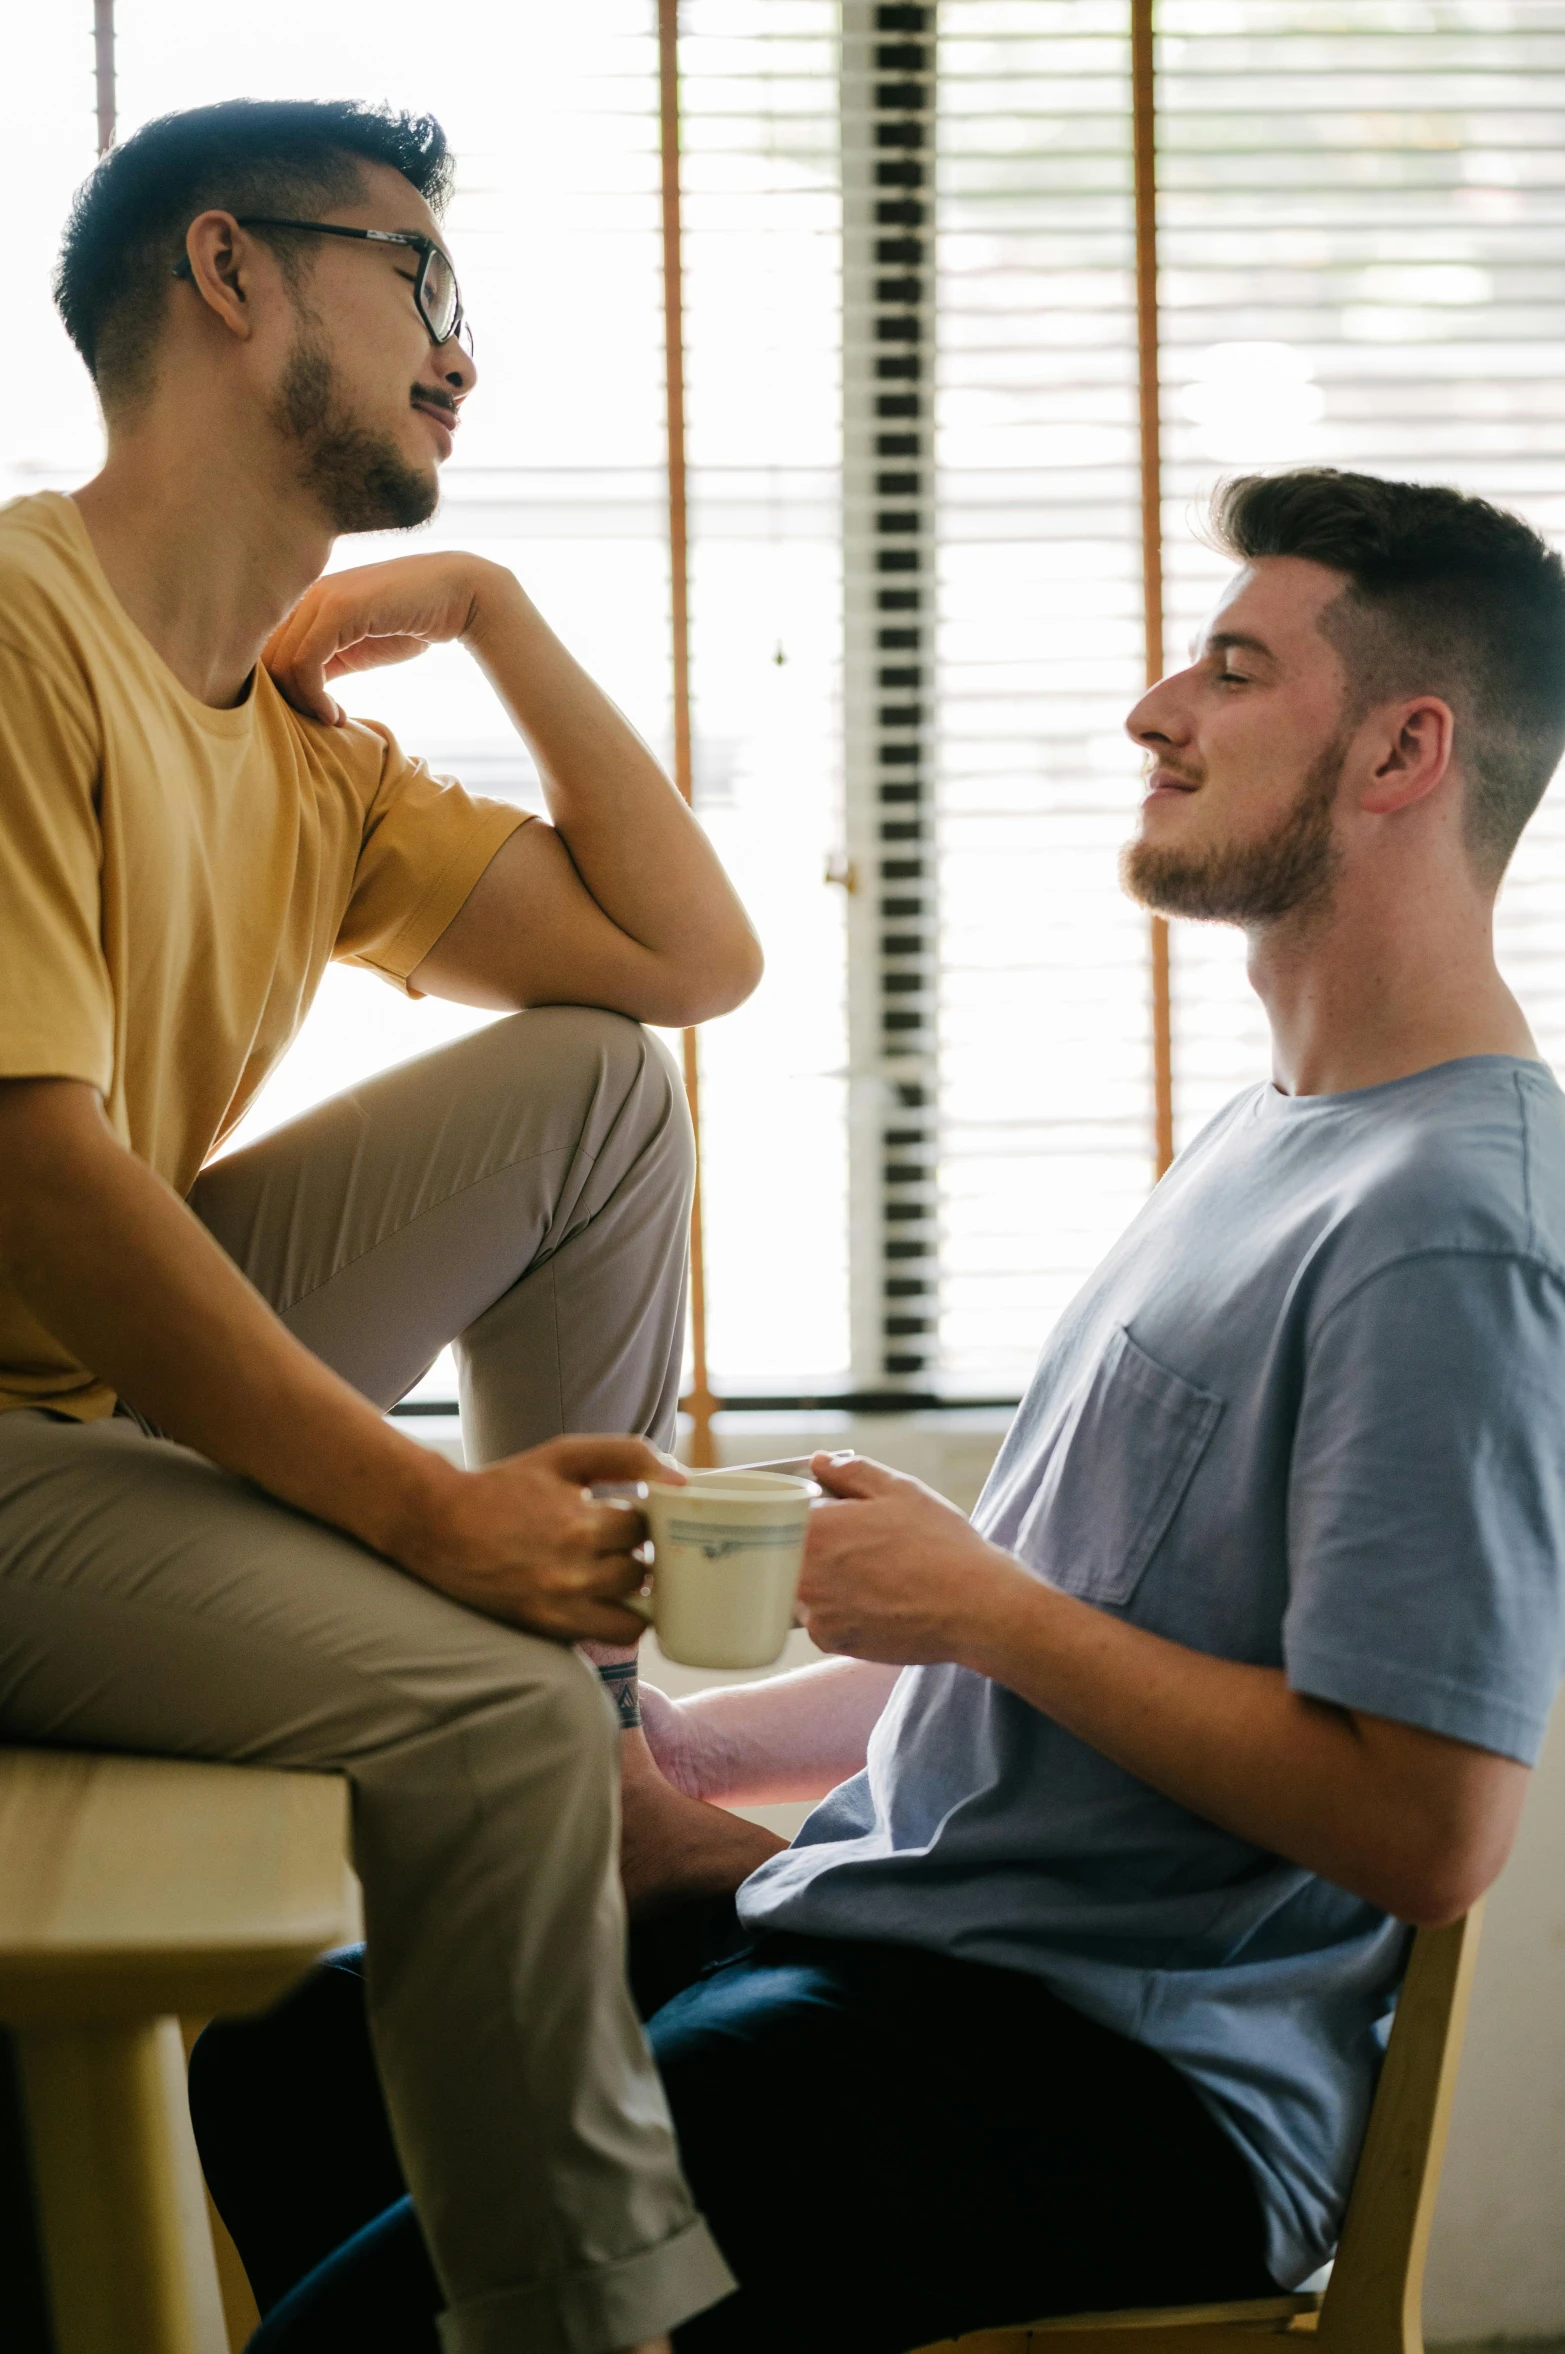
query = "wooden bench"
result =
(0, 1748, 355, 2354)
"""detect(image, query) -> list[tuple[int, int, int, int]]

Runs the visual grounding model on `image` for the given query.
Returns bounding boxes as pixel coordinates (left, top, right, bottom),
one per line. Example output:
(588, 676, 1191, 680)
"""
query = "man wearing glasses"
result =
(0, 96, 759, 2354)
(176, 212, 477, 368)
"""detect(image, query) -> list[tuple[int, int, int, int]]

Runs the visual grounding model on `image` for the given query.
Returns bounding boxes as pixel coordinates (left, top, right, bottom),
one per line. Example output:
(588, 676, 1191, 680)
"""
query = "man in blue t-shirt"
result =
(191, 469, 1565, 2354)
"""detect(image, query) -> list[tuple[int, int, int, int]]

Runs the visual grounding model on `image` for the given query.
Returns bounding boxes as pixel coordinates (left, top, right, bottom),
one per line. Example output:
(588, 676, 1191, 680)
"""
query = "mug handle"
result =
(590, 1482, 655, 1625)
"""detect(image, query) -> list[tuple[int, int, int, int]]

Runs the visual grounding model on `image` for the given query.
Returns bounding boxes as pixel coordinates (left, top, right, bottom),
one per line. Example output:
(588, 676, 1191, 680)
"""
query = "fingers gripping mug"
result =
(629, 1470, 820, 1669)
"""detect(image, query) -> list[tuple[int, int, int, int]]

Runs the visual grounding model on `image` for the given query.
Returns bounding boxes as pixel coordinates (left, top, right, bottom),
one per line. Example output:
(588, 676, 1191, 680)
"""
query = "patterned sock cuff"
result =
(596, 1659, 642, 1730)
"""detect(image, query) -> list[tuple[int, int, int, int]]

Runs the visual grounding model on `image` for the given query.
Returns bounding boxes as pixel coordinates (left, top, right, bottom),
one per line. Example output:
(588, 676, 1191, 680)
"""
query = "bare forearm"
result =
(618, 1729, 785, 1918)
(798, 1457, 1528, 1926)
(267, 552, 759, 1025)
(958, 1564, 1520, 1922)
(463, 572, 758, 976)
(648, 1657, 900, 1805)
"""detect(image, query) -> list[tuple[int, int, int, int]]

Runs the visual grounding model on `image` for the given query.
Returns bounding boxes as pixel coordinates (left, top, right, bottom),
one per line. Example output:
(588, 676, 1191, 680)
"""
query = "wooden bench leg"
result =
(14, 2015, 228, 2354)
(180, 2019, 262, 2354)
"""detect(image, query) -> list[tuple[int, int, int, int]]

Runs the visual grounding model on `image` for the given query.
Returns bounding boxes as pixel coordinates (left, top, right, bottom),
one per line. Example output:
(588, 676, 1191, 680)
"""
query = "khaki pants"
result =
(0, 1007, 734, 2354)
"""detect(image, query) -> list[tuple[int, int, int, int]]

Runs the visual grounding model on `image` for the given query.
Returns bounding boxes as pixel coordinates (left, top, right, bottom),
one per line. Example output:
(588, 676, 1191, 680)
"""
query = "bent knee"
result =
(495, 1003, 682, 1101)
(361, 1592, 615, 1768)
(506, 1005, 692, 1175)
(476, 1626, 618, 1780)
(524, 1631, 619, 1762)
(481, 1002, 643, 1079)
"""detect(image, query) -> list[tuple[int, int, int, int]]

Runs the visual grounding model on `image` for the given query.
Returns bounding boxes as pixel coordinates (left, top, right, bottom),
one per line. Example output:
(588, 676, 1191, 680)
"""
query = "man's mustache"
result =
(1143, 750, 1205, 788)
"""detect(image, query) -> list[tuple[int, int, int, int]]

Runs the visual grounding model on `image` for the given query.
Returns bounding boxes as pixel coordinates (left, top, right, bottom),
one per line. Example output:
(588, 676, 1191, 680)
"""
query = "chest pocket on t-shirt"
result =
(1017, 1325, 1224, 1609)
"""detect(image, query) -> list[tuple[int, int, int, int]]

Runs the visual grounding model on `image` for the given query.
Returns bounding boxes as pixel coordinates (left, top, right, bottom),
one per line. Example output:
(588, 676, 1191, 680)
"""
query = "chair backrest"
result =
(1315, 1904, 1483, 2354)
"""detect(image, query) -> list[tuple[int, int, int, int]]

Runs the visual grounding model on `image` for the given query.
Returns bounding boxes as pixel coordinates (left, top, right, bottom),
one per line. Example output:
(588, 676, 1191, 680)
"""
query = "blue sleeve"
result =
(1283, 1249, 1565, 1764)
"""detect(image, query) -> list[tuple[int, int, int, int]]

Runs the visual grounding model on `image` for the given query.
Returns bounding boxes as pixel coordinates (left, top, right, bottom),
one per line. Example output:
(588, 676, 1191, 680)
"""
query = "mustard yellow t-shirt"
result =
(0, 491, 527, 1420)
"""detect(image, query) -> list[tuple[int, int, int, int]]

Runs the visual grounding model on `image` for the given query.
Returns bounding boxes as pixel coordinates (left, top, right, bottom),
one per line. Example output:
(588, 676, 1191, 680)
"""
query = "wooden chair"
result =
(0, 1747, 355, 2354)
(910, 1906, 1483, 2354)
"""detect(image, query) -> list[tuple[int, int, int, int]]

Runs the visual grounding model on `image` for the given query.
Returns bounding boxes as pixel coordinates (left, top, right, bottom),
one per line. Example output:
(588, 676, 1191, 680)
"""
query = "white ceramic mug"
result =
(629, 1470, 820, 1669)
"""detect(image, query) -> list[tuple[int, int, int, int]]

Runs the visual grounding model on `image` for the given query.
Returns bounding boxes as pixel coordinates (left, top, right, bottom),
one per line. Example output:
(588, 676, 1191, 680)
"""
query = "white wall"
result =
(1426, 1698, 1565, 2344)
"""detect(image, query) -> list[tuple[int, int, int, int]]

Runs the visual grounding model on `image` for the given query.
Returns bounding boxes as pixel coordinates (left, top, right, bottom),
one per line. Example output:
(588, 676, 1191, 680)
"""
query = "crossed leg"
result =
(0, 1008, 731, 2354)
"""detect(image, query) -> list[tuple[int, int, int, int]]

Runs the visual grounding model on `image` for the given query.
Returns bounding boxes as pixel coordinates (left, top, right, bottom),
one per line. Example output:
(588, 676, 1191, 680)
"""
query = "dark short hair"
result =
(1211, 468, 1565, 881)
(55, 98, 453, 407)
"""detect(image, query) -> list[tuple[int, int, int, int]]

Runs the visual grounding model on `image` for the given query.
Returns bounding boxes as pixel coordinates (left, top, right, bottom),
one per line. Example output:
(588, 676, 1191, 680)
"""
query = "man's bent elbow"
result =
(1378, 1834, 1516, 1929)
(659, 934, 765, 1026)
(1392, 1882, 1477, 1931)
(1348, 1722, 1529, 1927)
(715, 932, 766, 1015)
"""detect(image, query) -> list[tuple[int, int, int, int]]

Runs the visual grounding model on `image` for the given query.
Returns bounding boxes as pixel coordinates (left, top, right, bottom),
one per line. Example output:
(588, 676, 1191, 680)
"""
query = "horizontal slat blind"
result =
(679, 0, 852, 1392)
(936, 1, 1153, 1395)
(1158, 0, 1565, 1142)
(841, 0, 945, 1393)
(21, 8, 1565, 1408)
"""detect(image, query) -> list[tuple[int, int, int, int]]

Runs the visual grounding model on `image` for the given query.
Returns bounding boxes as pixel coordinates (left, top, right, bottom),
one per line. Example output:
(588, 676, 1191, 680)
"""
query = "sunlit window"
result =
(12, 3, 1565, 1411)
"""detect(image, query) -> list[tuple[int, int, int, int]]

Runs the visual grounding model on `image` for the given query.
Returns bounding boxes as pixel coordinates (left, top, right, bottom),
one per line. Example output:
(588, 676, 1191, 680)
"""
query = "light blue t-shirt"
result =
(739, 1056, 1565, 2288)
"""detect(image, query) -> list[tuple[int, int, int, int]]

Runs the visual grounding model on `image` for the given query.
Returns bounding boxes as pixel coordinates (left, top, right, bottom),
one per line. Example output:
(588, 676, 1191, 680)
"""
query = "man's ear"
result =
(1358, 696, 1456, 818)
(178, 211, 259, 346)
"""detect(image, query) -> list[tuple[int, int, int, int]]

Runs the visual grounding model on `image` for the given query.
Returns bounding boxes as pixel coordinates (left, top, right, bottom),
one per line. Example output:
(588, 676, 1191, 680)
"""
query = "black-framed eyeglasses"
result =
(174, 219, 474, 357)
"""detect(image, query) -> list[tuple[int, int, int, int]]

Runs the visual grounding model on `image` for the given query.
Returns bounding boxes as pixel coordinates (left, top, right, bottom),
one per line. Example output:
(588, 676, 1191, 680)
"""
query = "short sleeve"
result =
(334, 721, 527, 991)
(1284, 1250, 1565, 1763)
(0, 633, 113, 1089)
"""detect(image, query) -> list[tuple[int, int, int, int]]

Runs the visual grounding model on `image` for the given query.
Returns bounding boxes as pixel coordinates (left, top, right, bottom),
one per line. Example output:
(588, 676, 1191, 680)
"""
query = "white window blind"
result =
(1156, 0, 1565, 1141)
(935, 0, 1565, 1392)
(679, 0, 851, 1393)
(935, 1, 1152, 1396)
(841, 0, 945, 1397)
(14, 6, 1565, 1410)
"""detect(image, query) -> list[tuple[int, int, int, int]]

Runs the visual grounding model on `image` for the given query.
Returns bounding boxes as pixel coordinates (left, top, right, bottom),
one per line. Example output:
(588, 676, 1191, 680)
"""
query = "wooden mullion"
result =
(1131, 0, 1175, 1180)
(657, 0, 719, 1464)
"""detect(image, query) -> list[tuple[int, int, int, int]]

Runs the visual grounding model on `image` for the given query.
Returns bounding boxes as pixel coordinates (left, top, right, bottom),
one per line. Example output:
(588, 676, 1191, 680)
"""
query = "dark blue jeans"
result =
(189, 1900, 1275, 2354)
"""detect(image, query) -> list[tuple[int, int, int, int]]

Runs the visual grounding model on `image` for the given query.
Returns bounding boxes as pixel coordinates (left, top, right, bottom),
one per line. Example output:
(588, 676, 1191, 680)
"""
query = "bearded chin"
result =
(273, 335, 438, 535)
(1121, 737, 1347, 927)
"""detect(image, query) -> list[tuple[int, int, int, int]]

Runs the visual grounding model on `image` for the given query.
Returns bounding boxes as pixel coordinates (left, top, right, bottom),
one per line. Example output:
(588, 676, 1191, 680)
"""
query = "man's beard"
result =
(1120, 736, 1347, 926)
(272, 331, 437, 534)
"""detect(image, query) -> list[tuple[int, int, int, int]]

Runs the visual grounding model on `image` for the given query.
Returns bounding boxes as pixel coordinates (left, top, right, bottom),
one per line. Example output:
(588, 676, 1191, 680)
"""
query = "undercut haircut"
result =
(54, 98, 453, 411)
(1211, 468, 1565, 883)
